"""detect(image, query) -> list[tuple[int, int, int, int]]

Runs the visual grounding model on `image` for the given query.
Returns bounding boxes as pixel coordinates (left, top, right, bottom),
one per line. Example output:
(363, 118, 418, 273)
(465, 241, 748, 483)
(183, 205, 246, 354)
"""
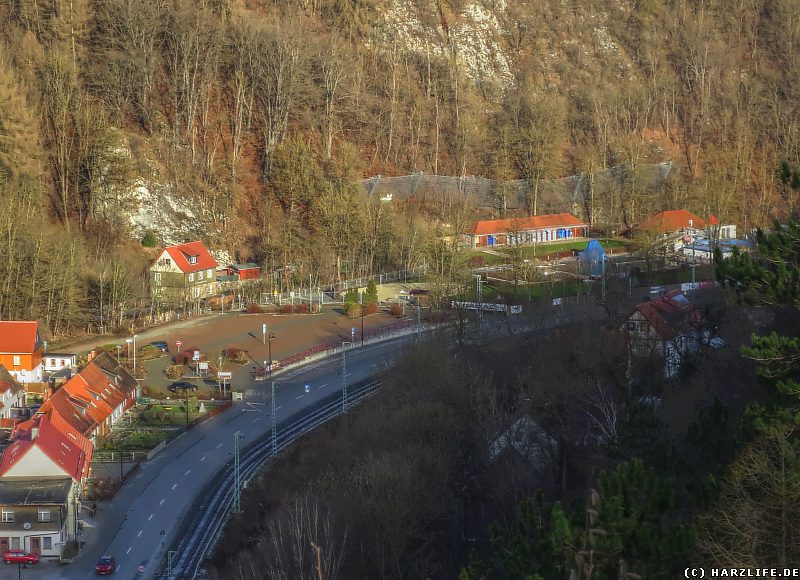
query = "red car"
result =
(95, 555, 116, 575)
(2, 549, 39, 565)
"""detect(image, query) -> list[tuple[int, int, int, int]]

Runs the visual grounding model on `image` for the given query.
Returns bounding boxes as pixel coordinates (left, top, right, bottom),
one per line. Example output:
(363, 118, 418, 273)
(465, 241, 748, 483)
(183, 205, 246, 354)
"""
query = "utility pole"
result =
(474, 274, 484, 324)
(233, 431, 244, 512)
(341, 342, 351, 414)
(271, 382, 279, 456)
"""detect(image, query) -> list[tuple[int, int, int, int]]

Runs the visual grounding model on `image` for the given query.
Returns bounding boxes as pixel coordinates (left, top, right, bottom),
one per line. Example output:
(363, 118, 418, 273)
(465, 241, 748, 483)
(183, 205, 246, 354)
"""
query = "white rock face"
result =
(128, 180, 204, 245)
(380, 0, 513, 88)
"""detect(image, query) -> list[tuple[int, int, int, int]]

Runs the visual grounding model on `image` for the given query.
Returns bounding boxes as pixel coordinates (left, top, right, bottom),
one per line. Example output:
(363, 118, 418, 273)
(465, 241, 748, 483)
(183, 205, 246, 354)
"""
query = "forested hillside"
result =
(1, 0, 799, 335)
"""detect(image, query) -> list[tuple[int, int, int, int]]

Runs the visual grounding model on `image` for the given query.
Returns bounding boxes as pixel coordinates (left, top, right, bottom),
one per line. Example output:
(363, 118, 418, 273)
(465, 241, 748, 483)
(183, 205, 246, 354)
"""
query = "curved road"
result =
(32, 338, 408, 580)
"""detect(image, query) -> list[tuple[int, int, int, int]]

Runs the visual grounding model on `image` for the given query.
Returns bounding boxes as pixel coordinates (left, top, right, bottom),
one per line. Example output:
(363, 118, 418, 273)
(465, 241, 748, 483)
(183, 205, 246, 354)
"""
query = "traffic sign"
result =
(351, 327, 356, 335)
(193, 350, 200, 361)
(217, 371, 232, 379)
(262, 323, 267, 334)
(176, 340, 182, 349)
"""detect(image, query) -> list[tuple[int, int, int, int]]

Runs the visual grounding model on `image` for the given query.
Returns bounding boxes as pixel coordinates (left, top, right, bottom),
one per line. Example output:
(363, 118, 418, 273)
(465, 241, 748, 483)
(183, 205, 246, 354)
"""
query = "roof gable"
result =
(0, 321, 40, 354)
(469, 213, 587, 235)
(632, 291, 703, 339)
(0, 366, 24, 397)
(162, 241, 218, 273)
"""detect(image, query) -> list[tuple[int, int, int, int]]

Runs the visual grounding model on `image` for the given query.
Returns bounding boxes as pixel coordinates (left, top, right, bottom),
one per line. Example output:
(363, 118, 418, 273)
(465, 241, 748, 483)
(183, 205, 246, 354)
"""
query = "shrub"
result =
(294, 303, 309, 314)
(363, 302, 378, 315)
(141, 231, 158, 247)
(388, 303, 404, 317)
(175, 347, 201, 365)
(280, 303, 310, 314)
(345, 302, 361, 317)
(223, 347, 247, 364)
(165, 365, 184, 379)
(365, 279, 379, 304)
(344, 289, 359, 306)
(246, 303, 264, 314)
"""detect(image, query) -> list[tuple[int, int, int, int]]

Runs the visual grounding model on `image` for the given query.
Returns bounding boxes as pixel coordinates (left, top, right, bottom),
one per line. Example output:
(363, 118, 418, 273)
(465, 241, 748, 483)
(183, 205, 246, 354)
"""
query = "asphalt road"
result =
(24, 338, 409, 580)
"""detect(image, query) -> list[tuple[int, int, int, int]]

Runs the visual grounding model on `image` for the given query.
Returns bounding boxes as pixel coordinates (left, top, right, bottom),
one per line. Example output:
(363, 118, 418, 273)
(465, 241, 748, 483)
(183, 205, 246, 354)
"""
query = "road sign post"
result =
(176, 340, 182, 351)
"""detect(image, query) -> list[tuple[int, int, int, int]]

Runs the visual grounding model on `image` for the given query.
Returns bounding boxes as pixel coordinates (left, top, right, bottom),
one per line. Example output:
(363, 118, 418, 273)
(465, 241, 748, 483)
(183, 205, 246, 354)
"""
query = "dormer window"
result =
(189, 255, 198, 264)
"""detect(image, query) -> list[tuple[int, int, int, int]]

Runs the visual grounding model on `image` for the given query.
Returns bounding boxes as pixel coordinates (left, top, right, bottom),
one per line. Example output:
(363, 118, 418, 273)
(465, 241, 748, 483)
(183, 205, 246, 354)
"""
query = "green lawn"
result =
(498, 238, 628, 259)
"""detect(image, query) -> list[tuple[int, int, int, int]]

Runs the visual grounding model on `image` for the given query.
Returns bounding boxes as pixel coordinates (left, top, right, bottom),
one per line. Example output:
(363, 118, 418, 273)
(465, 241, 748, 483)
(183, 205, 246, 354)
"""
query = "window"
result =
(2, 509, 14, 522)
(38, 509, 50, 522)
(165, 258, 171, 266)
(188, 273, 194, 282)
(43, 537, 52, 550)
(198, 270, 203, 280)
(154, 272, 161, 285)
(50, 359, 55, 366)
(12, 356, 20, 366)
(189, 255, 198, 264)
(207, 269, 213, 278)
(626, 322, 636, 332)
(10, 537, 19, 549)
(639, 322, 650, 333)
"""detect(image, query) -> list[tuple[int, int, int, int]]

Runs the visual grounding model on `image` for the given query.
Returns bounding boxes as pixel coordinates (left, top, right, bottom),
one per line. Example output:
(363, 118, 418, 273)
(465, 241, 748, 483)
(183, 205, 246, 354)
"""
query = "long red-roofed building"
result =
(637, 210, 706, 234)
(464, 213, 588, 248)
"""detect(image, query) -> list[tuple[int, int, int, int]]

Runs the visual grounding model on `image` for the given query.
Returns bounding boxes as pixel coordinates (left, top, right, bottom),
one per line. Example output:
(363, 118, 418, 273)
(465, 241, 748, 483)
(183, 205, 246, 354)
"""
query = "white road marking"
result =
(275, 406, 282, 411)
(296, 394, 304, 400)
(171, 483, 178, 490)
(318, 383, 328, 389)
(200, 456, 206, 462)
(148, 514, 153, 521)
(126, 547, 132, 554)
(216, 443, 223, 449)
(137, 530, 143, 537)
(252, 417, 262, 423)
(184, 470, 191, 476)
(159, 498, 165, 506)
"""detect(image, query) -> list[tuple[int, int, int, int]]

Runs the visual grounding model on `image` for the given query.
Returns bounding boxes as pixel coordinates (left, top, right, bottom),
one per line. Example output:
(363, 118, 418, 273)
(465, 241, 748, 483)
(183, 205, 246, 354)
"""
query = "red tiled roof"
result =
(638, 210, 706, 234)
(0, 413, 92, 480)
(468, 213, 587, 235)
(0, 321, 40, 354)
(38, 352, 138, 437)
(635, 291, 703, 339)
(164, 241, 218, 274)
(0, 366, 23, 398)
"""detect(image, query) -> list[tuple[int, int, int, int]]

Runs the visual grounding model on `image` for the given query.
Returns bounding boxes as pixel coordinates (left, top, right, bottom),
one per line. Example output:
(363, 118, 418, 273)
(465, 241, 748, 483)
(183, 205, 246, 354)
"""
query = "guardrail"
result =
(159, 381, 382, 579)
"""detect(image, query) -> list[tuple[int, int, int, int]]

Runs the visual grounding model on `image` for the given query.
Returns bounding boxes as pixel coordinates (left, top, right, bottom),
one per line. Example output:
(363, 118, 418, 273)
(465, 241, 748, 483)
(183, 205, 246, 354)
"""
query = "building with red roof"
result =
(637, 210, 706, 234)
(36, 352, 139, 441)
(149, 241, 219, 308)
(464, 213, 588, 248)
(0, 366, 26, 426)
(0, 321, 43, 383)
(622, 290, 704, 377)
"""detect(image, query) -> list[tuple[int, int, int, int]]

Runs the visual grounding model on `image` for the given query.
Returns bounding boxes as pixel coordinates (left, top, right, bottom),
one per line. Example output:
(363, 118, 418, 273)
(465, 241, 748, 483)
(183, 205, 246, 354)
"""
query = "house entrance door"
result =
(0, 537, 8, 552)
(30, 536, 41, 554)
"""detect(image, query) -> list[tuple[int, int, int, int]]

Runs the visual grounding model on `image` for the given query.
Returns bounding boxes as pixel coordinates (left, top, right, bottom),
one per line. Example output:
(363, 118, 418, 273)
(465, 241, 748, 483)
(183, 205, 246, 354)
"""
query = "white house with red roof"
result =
(0, 321, 43, 383)
(149, 240, 219, 307)
(622, 290, 704, 377)
(0, 366, 26, 426)
(464, 213, 588, 248)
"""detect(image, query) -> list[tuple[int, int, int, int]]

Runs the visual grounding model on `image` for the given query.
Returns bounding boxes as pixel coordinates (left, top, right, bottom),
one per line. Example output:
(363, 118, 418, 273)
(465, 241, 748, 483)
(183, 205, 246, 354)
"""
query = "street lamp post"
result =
(125, 338, 132, 367)
(361, 308, 365, 347)
(181, 388, 190, 429)
(116, 344, 121, 362)
(271, 381, 279, 456)
(132, 334, 138, 372)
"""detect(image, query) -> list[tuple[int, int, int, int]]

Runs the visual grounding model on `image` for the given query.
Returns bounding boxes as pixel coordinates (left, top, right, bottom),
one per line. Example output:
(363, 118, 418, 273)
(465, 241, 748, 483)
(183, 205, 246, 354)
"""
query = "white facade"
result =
(43, 355, 76, 372)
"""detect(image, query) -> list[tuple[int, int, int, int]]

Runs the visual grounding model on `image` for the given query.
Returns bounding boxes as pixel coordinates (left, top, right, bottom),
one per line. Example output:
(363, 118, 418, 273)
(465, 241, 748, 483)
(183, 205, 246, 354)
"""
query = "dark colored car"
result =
(149, 341, 169, 352)
(96, 555, 116, 575)
(3, 550, 39, 565)
(168, 381, 198, 393)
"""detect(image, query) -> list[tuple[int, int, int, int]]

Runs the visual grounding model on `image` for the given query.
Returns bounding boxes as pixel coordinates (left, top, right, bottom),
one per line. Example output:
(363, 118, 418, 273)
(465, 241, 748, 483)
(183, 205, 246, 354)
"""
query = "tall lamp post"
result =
(361, 308, 365, 347)
(125, 338, 132, 368)
(180, 387, 190, 429)
(271, 381, 279, 456)
(132, 334, 138, 372)
(233, 431, 245, 513)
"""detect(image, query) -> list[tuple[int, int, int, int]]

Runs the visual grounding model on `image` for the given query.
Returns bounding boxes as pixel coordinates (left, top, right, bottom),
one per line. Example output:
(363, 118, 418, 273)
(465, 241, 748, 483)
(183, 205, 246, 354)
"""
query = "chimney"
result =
(88, 350, 96, 363)
(31, 427, 38, 440)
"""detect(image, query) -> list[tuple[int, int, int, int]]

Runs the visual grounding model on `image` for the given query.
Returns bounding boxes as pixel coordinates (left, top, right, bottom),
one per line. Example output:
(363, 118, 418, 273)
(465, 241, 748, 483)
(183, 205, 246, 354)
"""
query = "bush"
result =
(345, 302, 361, 317)
(279, 303, 310, 314)
(223, 347, 248, 364)
(344, 289, 359, 306)
(246, 303, 264, 314)
(468, 255, 486, 267)
(164, 365, 184, 380)
(141, 231, 158, 247)
(388, 303, 404, 317)
(365, 279, 379, 304)
(175, 347, 201, 365)
(363, 303, 378, 315)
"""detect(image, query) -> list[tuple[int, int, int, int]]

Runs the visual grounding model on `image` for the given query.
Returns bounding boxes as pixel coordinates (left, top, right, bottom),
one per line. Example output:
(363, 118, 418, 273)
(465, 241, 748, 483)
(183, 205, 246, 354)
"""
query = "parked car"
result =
(649, 285, 666, 295)
(3, 550, 39, 565)
(149, 341, 169, 352)
(95, 555, 116, 575)
(168, 381, 198, 393)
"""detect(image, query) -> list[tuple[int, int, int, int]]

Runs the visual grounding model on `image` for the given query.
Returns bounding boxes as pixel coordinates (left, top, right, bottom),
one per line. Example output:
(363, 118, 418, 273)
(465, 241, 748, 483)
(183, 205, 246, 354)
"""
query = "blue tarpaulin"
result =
(579, 240, 607, 277)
